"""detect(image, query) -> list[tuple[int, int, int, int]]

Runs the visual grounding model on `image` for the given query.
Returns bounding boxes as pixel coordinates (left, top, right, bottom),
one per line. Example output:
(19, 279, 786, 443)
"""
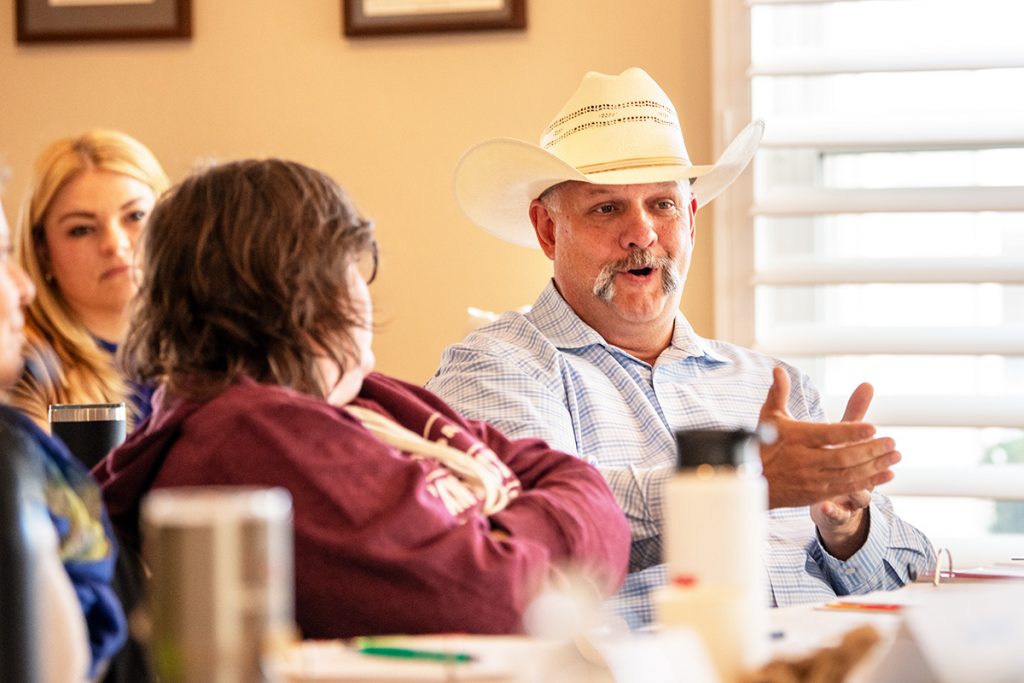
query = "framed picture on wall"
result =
(343, 0, 525, 37)
(16, 0, 192, 43)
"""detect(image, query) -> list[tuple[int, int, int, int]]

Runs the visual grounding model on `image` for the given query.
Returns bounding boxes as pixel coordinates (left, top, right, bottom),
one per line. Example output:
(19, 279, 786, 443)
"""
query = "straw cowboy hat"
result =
(453, 67, 764, 248)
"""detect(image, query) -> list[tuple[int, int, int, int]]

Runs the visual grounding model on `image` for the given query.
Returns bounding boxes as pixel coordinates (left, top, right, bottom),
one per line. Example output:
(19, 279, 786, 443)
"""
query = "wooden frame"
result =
(343, 0, 525, 37)
(16, 0, 192, 44)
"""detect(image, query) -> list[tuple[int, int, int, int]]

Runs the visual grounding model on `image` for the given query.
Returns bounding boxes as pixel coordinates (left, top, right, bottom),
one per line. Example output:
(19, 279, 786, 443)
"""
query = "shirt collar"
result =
(526, 280, 730, 365)
(94, 337, 117, 354)
(666, 315, 731, 364)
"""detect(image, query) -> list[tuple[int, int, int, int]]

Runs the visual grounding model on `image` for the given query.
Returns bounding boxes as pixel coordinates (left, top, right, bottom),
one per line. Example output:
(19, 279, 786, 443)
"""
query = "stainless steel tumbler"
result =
(48, 403, 127, 469)
(141, 486, 295, 683)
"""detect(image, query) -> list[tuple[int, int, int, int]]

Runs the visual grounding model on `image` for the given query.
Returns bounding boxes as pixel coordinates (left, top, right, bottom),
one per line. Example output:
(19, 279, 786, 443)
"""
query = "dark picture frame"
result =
(16, 0, 192, 44)
(343, 0, 525, 37)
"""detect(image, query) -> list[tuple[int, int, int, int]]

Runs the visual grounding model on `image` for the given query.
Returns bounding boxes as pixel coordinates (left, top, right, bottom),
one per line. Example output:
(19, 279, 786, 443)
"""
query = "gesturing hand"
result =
(758, 367, 900, 510)
(809, 379, 880, 557)
(811, 490, 873, 559)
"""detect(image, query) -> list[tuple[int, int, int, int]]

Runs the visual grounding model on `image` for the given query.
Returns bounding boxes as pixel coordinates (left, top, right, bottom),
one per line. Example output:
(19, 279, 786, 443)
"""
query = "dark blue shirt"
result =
(95, 338, 154, 424)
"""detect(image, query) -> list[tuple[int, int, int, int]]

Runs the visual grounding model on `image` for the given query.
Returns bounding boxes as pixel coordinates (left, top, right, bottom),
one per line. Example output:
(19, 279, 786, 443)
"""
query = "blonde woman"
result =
(12, 130, 169, 430)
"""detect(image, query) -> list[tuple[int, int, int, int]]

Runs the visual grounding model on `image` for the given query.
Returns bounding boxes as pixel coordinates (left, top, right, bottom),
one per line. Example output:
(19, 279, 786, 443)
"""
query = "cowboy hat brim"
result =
(454, 120, 764, 249)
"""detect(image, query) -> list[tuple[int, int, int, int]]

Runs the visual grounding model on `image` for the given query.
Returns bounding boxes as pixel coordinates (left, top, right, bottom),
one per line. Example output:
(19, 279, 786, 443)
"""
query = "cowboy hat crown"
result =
(453, 67, 764, 248)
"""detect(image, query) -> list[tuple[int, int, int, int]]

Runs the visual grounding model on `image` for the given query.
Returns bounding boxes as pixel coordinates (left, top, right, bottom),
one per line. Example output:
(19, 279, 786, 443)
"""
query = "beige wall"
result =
(0, 0, 715, 384)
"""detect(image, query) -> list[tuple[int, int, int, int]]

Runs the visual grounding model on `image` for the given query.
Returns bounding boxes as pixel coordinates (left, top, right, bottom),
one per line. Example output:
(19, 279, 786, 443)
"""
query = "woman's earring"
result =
(44, 271, 55, 284)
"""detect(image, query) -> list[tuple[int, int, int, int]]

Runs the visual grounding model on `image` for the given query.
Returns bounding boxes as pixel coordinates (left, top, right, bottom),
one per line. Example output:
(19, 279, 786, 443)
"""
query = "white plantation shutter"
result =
(711, 0, 1024, 563)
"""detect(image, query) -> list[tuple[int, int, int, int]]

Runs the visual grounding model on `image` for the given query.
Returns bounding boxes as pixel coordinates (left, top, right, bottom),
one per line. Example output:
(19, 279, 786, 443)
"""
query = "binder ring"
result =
(932, 547, 953, 586)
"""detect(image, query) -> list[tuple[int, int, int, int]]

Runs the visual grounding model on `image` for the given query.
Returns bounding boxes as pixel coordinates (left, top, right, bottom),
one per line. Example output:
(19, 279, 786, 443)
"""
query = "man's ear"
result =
(530, 199, 557, 260)
(688, 196, 698, 243)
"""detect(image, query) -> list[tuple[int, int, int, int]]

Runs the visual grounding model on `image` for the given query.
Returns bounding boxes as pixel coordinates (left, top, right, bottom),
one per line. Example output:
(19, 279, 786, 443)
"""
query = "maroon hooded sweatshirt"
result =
(95, 372, 629, 638)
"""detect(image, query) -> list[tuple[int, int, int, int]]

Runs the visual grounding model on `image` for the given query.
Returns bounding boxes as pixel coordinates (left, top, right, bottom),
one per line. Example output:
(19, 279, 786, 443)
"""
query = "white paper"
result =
(772, 582, 1024, 683)
(593, 630, 720, 683)
(270, 636, 538, 682)
(902, 583, 1024, 683)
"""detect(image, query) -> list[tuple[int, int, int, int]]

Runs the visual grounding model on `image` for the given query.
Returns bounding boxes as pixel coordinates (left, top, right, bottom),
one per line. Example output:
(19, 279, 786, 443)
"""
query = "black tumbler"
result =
(48, 403, 127, 469)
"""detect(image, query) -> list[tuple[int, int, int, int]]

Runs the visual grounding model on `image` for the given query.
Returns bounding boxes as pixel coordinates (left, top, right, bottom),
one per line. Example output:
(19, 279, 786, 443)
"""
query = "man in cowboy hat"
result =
(427, 68, 932, 628)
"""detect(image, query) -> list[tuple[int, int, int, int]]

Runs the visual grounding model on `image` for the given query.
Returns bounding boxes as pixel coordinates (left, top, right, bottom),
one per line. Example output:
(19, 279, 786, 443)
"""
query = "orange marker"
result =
(821, 601, 904, 613)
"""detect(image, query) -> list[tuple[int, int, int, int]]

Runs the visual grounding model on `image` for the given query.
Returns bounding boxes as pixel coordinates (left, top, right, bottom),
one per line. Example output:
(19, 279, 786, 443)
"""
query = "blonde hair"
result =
(11, 130, 169, 427)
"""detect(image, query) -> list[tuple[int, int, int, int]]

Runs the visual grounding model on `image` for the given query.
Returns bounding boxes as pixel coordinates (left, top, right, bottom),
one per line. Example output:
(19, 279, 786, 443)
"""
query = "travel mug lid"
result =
(48, 403, 126, 423)
(675, 429, 762, 470)
(142, 486, 293, 527)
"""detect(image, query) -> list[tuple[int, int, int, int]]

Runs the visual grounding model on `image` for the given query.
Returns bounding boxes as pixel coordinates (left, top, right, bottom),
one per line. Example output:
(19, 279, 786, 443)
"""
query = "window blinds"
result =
(712, 0, 1024, 552)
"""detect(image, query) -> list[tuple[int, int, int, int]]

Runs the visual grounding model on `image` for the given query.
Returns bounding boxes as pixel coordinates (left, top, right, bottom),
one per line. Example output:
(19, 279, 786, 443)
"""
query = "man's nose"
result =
(618, 206, 658, 251)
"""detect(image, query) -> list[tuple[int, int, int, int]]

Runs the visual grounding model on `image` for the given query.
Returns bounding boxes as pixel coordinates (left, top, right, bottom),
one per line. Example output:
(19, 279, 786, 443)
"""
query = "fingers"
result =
(811, 502, 870, 559)
(845, 489, 873, 509)
(817, 490, 873, 523)
(764, 436, 899, 507)
(813, 500, 844, 524)
(841, 382, 874, 423)
(760, 370, 902, 509)
(822, 436, 898, 471)
(824, 449, 900, 499)
(779, 417, 877, 449)
(865, 468, 895, 489)
(759, 367, 793, 422)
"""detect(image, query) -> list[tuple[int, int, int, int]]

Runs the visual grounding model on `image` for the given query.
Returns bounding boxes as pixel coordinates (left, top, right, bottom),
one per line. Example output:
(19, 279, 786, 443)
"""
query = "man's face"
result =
(530, 180, 696, 341)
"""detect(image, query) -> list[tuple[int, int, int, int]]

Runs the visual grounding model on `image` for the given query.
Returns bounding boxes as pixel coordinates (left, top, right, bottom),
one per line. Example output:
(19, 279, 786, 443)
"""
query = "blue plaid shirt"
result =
(427, 282, 933, 628)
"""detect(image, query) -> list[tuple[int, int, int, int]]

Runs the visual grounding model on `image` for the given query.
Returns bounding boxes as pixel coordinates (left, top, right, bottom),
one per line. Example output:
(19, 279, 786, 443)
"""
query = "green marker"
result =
(356, 643, 476, 663)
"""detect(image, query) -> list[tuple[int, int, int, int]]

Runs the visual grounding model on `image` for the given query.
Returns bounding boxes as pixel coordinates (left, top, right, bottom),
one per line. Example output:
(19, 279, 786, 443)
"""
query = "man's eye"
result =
(594, 204, 617, 215)
(656, 200, 676, 210)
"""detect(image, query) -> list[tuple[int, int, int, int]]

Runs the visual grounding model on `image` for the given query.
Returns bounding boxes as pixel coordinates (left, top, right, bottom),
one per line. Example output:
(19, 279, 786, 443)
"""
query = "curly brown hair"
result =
(122, 158, 375, 401)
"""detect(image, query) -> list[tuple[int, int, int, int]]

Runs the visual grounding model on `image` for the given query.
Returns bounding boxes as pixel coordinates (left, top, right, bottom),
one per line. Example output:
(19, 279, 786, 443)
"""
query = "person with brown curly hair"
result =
(95, 158, 629, 639)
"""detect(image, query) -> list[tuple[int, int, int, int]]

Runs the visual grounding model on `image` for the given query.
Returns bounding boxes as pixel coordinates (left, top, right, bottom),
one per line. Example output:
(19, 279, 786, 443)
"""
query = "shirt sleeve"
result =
(365, 372, 631, 596)
(11, 338, 62, 431)
(428, 345, 664, 573)
(464, 418, 631, 595)
(38, 520, 92, 683)
(812, 494, 935, 595)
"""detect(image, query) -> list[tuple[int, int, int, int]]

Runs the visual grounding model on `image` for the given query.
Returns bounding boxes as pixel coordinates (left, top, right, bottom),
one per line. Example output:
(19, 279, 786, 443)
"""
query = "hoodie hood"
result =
(92, 385, 198, 551)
